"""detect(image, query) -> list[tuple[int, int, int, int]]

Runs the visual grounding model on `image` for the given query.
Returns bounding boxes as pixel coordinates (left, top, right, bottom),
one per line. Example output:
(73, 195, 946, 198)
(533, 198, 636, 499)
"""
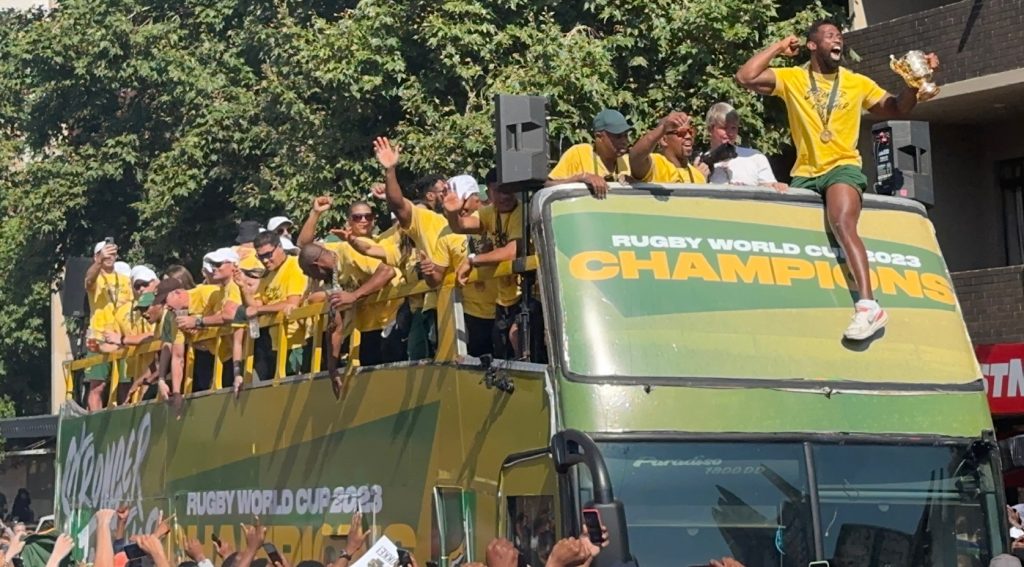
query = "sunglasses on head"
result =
(350, 213, 374, 222)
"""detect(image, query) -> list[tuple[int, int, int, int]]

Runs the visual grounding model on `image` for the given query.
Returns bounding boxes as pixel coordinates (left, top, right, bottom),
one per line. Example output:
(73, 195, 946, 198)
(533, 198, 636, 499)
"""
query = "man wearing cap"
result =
(243, 232, 309, 380)
(96, 265, 161, 403)
(629, 111, 708, 184)
(433, 176, 497, 357)
(233, 220, 265, 276)
(178, 248, 245, 392)
(547, 109, 635, 199)
(267, 216, 294, 239)
(82, 240, 133, 411)
(144, 278, 191, 412)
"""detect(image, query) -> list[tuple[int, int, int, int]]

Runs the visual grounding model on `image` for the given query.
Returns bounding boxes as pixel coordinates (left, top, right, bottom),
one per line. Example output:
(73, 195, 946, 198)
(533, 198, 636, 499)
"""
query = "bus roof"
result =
(533, 183, 980, 389)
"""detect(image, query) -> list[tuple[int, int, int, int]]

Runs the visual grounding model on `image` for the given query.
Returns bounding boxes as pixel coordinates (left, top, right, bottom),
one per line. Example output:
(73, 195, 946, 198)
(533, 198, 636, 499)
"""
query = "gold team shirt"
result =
(434, 231, 498, 320)
(113, 302, 155, 377)
(549, 144, 631, 181)
(376, 226, 426, 312)
(256, 256, 309, 351)
(405, 207, 454, 312)
(478, 203, 523, 307)
(188, 284, 218, 315)
(332, 243, 402, 332)
(87, 272, 132, 332)
(642, 153, 707, 184)
(772, 65, 887, 178)
(201, 282, 243, 361)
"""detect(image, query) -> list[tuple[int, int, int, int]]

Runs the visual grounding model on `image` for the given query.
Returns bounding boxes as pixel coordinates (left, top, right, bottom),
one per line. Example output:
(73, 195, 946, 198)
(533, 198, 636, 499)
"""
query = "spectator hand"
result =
(183, 537, 206, 563)
(214, 538, 234, 559)
(329, 227, 358, 245)
(693, 156, 710, 178)
(370, 182, 387, 200)
(418, 253, 437, 279)
(176, 315, 198, 331)
(7, 532, 26, 559)
(581, 173, 609, 200)
(329, 290, 358, 310)
(151, 511, 172, 540)
(132, 534, 167, 563)
(778, 35, 801, 57)
(103, 331, 123, 345)
(50, 534, 75, 563)
(373, 137, 400, 169)
(710, 558, 746, 567)
(95, 244, 117, 263)
(245, 306, 259, 319)
(545, 538, 593, 567)
(441, 189, 463, 215)
(485, 538, 518, 567)
(660, 111, 690, 134)
(242, 516, 267, 554)
(344, 512, 367, 557)
(925, 52, 940, 71)
(94, 508, 117, 530)
(455, 260, 472, 286)
(312, 196, 333, 214)
(770, 182, 789, 194)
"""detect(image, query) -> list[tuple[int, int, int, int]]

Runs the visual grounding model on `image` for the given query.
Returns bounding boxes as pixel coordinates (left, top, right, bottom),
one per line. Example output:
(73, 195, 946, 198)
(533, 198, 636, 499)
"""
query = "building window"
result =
(999, 158, 1024, 265)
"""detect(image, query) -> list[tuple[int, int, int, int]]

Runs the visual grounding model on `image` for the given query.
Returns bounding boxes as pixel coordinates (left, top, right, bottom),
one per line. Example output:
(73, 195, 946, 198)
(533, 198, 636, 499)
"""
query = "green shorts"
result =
(790, 165, 868, 195)
(84, 360, 129, 384)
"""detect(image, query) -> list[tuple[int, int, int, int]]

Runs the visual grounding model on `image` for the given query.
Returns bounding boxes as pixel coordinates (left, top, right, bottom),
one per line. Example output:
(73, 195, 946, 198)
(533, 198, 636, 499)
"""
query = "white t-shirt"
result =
(708, 146, 778, 186)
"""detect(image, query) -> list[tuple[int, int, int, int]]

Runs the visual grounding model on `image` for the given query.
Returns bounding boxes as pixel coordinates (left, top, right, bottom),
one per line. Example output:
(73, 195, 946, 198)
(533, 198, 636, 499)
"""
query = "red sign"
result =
(977, 343, 1024, 415)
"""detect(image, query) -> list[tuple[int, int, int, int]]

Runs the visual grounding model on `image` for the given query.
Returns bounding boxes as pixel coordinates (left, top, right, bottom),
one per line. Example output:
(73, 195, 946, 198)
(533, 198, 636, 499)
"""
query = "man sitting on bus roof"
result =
(547, 108, 634, 199)
(628, 110, 707, 185)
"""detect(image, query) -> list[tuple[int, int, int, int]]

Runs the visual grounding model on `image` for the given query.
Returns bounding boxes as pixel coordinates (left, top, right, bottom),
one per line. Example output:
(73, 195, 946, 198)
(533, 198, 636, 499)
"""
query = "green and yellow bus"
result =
(57, 184, 1002, 567)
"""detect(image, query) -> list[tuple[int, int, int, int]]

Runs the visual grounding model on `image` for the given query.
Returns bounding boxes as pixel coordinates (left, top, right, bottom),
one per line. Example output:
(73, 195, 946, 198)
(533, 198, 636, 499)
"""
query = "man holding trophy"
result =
(736, 20, 939, 341)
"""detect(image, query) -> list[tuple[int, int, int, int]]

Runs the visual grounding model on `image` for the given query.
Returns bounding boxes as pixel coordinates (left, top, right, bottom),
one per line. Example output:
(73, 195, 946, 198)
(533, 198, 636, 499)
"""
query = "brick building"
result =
(844, 0, 1024, 497)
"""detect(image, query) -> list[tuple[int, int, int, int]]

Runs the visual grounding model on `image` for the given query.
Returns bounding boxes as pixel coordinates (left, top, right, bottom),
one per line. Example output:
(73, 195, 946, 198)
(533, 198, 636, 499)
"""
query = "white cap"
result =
(267, 216, 293, 232)
(447, 175, 480, 200)
(204, 247, 241, 265)
(130, 265, 158, 283)
(114, 261, 131, 276)
(94, 241, 110, 254)
(281, 236, 299, 252)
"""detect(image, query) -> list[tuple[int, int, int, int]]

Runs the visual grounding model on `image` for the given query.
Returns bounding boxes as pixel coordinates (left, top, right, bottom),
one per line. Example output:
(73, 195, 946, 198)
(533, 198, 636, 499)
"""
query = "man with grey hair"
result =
(701, 102, 787, 192)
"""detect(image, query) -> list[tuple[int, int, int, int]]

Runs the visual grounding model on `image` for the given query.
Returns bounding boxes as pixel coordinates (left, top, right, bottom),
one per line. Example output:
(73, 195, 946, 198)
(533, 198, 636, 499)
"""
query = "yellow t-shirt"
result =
(374, 226, 425, 312)
(405, 208, 454, 312)
(549, 143, 631, 181)
(642, 153, 707, 184)
(87, 272, 132, 331)
(478, 203, 524, 307)
(772, 65, 887, 178)
(202, 282, 243, 361)
(114, 302, 155, 377)
(434, 232, 497, 320)
(256, 256, 309, 350)
(332, 245, 402, 332)
(188, 284, 219, 315)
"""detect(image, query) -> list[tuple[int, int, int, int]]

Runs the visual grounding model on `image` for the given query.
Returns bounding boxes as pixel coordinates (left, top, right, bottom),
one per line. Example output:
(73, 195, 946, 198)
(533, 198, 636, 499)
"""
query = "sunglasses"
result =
(349, 213, 374, 222)
(257, 245, 279, 261)
(133, 281, 150, 290)
(208, 260, 227, 268)
(275, 228, 290, 235)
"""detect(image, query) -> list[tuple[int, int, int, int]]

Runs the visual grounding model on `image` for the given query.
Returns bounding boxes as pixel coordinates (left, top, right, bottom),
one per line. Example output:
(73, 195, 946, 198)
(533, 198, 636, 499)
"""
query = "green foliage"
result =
(0, 0, 843, 414)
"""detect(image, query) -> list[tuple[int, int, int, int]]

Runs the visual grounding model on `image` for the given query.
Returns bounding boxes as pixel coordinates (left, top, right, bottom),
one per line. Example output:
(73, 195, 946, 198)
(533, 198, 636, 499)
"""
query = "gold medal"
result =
(820, 129, 833, 143)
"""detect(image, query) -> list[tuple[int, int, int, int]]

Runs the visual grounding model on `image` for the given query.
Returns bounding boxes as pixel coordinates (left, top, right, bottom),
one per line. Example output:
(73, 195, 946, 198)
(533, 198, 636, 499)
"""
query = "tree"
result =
(0, 0, 844, 414)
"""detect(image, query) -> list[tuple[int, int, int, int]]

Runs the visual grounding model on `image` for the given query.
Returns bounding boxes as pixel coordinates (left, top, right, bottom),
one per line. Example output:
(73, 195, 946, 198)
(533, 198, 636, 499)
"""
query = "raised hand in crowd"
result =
(183, 537, 207, 564)
(778, 34, 802, 57)
(370, 182, 387, 200)
(94, 508, 117, 567)
(44, 534, 75, 567)
(485, 538, 519, 567)
(214, 537, 235, 559)
(693, 155, 710, 178)
(373, 137, 400, 169)
(133, 534, 171, 567)
(417, 251, 441, 287)
(115, 504, 130, 540)
(345, 512, 368, 558)
(243, 516, 267, 555)
(545, 537, 597, 567)
(4, 528, 26, 561)
(151, 511, 173, 540)
(313, 196, 332, 214)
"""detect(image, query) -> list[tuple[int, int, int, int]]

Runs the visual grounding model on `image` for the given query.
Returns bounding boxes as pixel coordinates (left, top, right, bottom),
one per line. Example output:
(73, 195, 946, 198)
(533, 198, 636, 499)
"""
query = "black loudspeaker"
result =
(871, 120, 933, 207)
(493, 94, 548, 191)
(62, 257, 92, 319)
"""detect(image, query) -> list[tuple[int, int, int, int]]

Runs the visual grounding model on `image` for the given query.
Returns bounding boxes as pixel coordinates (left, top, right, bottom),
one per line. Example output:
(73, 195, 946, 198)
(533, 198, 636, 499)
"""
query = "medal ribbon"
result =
(808, 65, 841, 135)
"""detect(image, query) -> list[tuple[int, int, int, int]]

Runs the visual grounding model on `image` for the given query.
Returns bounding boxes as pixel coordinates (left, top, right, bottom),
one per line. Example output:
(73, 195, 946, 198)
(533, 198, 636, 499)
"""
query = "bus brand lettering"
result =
(632, 457, 722, 467)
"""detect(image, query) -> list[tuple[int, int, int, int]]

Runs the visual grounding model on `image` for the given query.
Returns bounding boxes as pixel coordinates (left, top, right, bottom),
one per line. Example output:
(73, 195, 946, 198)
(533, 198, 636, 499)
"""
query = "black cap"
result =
(235, 220, 262, 245)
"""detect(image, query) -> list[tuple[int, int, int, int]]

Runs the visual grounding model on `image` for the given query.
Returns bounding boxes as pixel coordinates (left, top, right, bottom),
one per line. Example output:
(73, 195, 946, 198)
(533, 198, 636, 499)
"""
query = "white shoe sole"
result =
(844, 310, 889, 341)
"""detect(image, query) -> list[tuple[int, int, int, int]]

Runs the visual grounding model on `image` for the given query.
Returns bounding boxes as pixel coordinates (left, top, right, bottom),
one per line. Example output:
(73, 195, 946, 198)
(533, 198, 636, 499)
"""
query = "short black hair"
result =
(253, 231, 281, 250)
(806, 19, 839, 42)
(413, 175, 445, 199)
(485, 167, 498, 185)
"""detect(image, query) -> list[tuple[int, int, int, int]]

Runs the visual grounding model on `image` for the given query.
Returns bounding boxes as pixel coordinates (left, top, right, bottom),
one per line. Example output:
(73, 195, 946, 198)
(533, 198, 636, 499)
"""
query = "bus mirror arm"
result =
(550, 430, 637, 567)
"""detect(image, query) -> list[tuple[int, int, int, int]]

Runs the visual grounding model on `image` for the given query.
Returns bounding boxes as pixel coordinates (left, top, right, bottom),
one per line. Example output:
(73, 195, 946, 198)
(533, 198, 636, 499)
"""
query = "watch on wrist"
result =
(196, 317, 205, 329)
(338, 550, 353, 561)
(468, 253, 477, 266)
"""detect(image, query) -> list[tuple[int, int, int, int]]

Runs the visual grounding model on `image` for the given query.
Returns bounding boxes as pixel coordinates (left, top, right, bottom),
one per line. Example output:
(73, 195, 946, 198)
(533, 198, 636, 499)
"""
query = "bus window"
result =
(498, 452, 559, 567)
(432, 486, 473, 567)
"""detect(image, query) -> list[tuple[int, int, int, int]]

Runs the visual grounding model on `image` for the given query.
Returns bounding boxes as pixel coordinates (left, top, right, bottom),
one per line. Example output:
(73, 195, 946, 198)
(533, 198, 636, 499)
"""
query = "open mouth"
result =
(829, 45, 843, 60)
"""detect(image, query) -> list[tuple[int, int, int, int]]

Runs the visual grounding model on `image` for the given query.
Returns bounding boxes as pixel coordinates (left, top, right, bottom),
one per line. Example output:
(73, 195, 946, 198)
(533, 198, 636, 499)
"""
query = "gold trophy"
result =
(890, 50, 940, 101)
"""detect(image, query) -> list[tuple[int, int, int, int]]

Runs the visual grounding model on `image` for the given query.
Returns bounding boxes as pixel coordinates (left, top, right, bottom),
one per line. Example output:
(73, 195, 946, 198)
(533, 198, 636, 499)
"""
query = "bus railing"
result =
(63, 255, 539, 407)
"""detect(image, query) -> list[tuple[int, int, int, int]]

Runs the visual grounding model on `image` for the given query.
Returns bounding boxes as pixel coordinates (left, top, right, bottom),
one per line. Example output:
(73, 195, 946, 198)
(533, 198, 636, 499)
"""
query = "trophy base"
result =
(916, 82, 940, 102)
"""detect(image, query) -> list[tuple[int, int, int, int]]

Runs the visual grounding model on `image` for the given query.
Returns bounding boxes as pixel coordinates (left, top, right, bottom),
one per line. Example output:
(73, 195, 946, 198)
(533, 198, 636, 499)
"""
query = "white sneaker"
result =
(844, 304, 888, 340)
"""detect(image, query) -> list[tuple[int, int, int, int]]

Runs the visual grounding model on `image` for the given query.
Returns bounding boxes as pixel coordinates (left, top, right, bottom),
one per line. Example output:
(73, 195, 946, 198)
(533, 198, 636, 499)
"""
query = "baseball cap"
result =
(235, 221, 262, 245)
(592, 109, 633, 135)
(130, 266, 158, 283)
(93, 241, 110, 254)
(153, 278, 184, 305)
(447, 175, 480, 200)
(267, 216, 293, 232)
(136, 292, 156, 309)
(204, 247, 241, 265)
(990, 555, 1022, 567)
(114, 262, 131, 277)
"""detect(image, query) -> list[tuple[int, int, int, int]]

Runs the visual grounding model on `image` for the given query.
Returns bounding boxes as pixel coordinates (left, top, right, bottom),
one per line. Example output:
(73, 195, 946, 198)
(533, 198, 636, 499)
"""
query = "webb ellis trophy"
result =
(890, 50, 940, 101)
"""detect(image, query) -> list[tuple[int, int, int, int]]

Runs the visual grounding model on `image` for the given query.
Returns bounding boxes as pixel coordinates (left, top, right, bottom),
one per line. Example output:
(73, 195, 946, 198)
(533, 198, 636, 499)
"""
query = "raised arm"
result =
(868, 53, 940, 119)
(329, 263, 397, 310)
(373, 137, 414, 229)
(333, 228, 389, 261)
(629, 112, 688, 181)
(85, 245, 116, 291)
(736, 36, 801, 95)
(297, 196, 333, 247)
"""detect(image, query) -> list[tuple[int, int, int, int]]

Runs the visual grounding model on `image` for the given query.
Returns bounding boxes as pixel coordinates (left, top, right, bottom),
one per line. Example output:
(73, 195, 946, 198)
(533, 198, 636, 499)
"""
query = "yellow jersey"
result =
(256, 256, 309, 351)
(549, 143, 631, 181)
